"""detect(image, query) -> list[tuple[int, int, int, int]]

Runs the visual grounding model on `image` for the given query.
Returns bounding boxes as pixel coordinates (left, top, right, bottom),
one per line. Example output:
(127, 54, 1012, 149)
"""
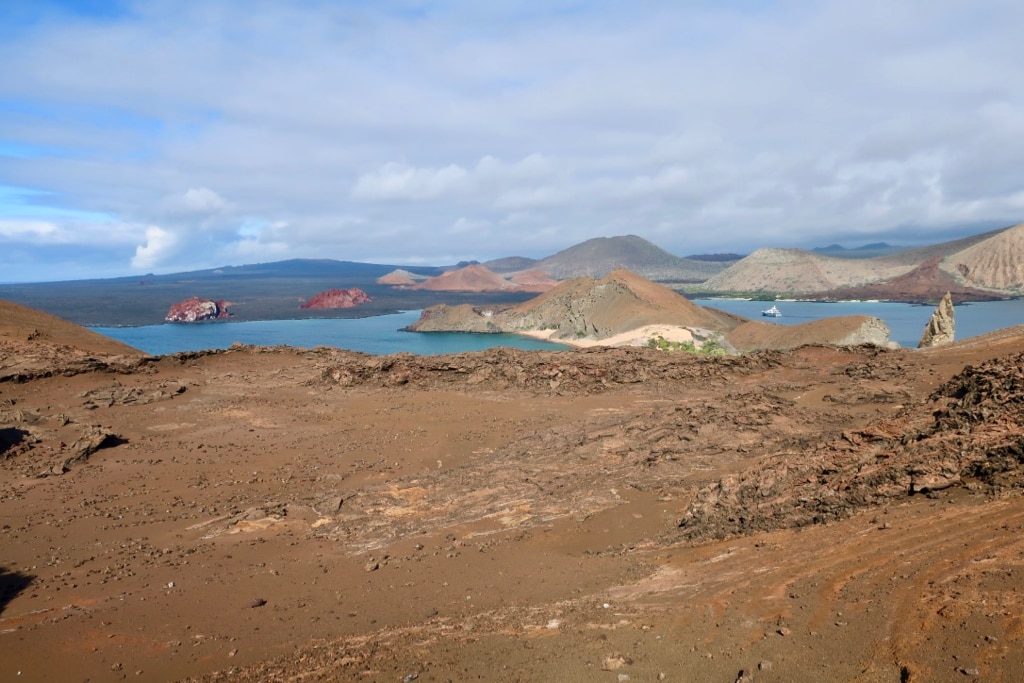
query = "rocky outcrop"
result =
(725, 315, 894, 352)
(300, 288, 371, 310)
(679, 348, 1024, 540)
(165, 297, 231, 323)
(918, 292, 955, 348)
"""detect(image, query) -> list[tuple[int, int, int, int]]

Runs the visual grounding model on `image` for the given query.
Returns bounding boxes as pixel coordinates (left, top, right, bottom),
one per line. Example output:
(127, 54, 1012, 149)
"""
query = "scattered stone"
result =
(601, 654, 632, 671)
(960, 668, 980, 676)
(364, 560, 380, 572)
(247, 598, 267, 608)
(735, 669, 754, 683)
(758, 660, 772, 671)
(776, 627, 792, 637)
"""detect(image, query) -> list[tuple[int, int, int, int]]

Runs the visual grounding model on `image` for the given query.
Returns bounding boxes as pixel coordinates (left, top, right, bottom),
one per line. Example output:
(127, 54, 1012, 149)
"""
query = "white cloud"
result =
(131, 226, 178, 271)
(159, 187, 229, 217)
(1, 0, 1023, 279)
(0, 219, 59, 240)
(351, 163, 470, 201)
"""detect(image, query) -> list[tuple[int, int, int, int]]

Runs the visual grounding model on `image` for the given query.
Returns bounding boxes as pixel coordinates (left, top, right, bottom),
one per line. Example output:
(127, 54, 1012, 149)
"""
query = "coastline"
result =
(519, 324, 697, 349)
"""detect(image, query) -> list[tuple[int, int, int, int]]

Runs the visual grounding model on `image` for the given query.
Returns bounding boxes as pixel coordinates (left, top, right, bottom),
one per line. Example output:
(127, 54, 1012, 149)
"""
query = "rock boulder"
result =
(300, 288, 371, 309)
(165, 297, 231, 323)
(918, 291, 955, 348)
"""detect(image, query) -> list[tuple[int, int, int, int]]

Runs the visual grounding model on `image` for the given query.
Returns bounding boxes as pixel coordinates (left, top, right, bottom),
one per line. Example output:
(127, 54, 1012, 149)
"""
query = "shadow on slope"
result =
(0, 567, 33, 616)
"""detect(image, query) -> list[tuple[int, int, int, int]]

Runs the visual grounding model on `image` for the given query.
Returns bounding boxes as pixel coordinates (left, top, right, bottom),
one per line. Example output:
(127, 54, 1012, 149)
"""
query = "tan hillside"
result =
(376, 268, 428, 286)
(819, 256, 997, 303)
(702, 248, 913, 294)
(875, 225, 1010, 267)
(411, 264, 517, 292)
(407, 269, 744, 340)
(942, 222, 1024, 291)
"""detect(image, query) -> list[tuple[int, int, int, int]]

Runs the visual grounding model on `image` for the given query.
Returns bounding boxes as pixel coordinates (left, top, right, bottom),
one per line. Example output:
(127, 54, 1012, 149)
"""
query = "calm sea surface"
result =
(91, 310, 568, 356)
(91, 300, 1024, 356)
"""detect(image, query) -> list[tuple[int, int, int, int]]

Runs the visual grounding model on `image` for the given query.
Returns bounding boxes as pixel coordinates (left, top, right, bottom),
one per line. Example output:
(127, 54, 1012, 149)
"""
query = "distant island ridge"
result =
(0, 225, 1022, 330)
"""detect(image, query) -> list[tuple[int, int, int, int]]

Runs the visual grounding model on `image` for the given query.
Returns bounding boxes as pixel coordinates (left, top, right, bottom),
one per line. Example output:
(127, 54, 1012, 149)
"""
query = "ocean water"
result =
(91, 300, 1024, 356)
(694, 298, 1024, 348)
(91, 310, 569, 356)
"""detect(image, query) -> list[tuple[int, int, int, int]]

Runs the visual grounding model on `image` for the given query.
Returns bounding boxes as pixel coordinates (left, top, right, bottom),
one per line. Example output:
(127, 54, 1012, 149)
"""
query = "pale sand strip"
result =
(519, 324, 696, 349)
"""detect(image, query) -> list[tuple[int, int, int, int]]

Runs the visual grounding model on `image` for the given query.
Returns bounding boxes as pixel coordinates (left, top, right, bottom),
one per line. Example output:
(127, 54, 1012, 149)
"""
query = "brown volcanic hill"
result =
(407, 269, 744, 340)
(411, 264, 517, 292)
(528, 235, 732, 281)
(0, 299, 140, 356)
(0, 298, 143, 380)
(942, 222, 1024, 291)
(701, 248, 912, 294)
(819, 256, 999, 302)
(300, 288, 371, 309)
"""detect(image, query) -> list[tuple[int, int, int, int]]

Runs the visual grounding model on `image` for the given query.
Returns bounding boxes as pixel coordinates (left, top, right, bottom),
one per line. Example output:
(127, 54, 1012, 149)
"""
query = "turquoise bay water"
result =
(92, 300, 1024, 356)
(92, 310, 568, 356)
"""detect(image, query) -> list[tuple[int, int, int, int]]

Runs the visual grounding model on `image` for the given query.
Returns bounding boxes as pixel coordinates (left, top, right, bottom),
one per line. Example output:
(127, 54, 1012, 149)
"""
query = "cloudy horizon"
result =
(1, 0, 1023, 282)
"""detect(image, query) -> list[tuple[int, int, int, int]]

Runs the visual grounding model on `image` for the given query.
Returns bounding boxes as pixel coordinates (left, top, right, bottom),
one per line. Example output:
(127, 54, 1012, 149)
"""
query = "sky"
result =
(1, 0, 1023, 282)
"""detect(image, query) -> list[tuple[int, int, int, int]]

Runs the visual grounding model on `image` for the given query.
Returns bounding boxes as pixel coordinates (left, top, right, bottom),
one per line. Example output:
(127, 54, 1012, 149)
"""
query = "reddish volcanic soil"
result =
(3, 304, 1024, 682)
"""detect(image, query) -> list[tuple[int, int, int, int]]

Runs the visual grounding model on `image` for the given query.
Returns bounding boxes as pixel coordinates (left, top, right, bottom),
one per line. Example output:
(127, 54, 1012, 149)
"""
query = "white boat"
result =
(761, 305, 782, 317)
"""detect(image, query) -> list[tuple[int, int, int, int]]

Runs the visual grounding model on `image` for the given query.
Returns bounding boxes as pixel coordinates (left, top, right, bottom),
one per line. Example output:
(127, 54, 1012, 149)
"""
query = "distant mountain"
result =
(701, 248, 911, 294)
(684, 253, 746, 262)
(483, 256, 539, 274)
(376, 268, 430, 286)
(177, 259, 444, 280)
(701, 223, 1024, 301)
(525, 235, 733, 281)
(409, 264, 555, 293)
(811, 242, 902, 258)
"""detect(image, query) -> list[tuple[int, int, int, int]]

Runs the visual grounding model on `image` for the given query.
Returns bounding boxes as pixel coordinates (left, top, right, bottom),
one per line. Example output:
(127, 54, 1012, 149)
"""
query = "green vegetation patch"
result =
(646, 334, 727, 356)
